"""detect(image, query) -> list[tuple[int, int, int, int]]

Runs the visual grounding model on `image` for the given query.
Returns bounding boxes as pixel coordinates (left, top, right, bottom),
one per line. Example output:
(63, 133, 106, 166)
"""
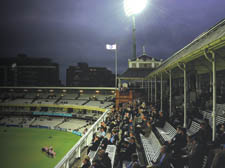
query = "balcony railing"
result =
(54, 109, 110, 168)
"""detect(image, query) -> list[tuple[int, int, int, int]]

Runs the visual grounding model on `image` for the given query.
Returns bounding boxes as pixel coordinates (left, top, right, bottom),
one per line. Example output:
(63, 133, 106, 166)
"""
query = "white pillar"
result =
(169, 70, 172, 117)
(212, 52, 216, 141)
(155, 76, 157, 105)
(204, 50, 216, 141)
(160, 73, 163, 111)
(184, 64, 187, 128)
(177, 63, 187, 128)
(151, 79, 153, 103)
(148, 80, 150, 103)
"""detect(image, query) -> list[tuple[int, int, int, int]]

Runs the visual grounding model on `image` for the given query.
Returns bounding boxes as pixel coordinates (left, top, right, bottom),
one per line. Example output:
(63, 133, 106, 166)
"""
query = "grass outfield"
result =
(0, 127, 80, 168)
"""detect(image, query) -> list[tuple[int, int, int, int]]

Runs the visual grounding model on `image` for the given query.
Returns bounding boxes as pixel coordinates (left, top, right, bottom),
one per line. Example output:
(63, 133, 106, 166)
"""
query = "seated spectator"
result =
(192, 121, 212, 145)
(83, 128, 88, 135)
(81, 156, 91, 168)
(99, 127, 106, 138)
(210, 146, 225, 168)
(126, 153, 140, 168)
(154, 111, 166, 128)
(101, 122, 107, 132)
(188, 137, 205, 168)
(101, 137, 109, 150)
(149, 145, 171, 168)
(117, 137, 137, 167)
(87, 135, 101, 154)
(127, 137, 137, 157)
(168, 126, 187, 156)
(109, 130, 119, 145)
(143, 121, 152, 138)
(96, 149, 112, 168)
(215, 123, 225, 146)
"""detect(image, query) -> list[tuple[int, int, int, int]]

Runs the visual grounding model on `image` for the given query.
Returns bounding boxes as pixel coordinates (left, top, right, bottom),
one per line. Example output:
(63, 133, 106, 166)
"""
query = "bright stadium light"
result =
(124, 0, 147, 16)
(124, 0, 148, 60)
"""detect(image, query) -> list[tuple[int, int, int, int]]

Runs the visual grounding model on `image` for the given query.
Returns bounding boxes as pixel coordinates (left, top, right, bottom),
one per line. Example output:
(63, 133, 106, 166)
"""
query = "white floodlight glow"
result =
(124, 0, 147, 16)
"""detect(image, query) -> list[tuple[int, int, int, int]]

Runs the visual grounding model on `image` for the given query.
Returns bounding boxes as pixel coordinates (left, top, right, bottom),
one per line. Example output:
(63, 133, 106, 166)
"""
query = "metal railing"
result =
(54, 109, 110, 168)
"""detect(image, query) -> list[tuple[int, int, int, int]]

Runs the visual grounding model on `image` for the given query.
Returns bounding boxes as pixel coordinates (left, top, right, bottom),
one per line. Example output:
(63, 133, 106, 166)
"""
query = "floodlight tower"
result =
(124, 0, 147, 60)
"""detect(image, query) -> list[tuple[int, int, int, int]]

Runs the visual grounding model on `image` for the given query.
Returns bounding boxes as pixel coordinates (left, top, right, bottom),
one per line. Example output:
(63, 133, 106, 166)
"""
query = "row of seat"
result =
(140, 110, 225, 168)
(155, 122, 177, 143)
(140, 132, 161, 166)
(105, 145, 117, 168)
(140, 120, 202, 166)
(187, 120, 201, 136)
(88, 142, 116, 168)
(200, 110, 225, 126)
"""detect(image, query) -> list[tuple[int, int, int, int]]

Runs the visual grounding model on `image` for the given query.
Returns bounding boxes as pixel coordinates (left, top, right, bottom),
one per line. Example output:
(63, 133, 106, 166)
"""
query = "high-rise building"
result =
(0, 54, 61, 86)
(66, 62, 114, 87)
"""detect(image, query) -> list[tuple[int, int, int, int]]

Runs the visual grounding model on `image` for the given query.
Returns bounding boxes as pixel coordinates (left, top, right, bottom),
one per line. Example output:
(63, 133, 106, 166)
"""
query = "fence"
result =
(54, 109, 110, 168)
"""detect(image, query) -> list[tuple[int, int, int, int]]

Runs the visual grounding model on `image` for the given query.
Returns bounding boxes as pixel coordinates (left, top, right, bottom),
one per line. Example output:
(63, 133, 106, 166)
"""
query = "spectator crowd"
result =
(80, 99, 225, 168)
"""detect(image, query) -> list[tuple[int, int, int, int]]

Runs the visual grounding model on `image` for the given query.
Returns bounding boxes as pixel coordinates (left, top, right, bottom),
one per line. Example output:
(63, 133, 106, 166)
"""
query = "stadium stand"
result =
(31, 117, 64, 128)
(57, 118, 88, 132)
(0, 116, 34, 126)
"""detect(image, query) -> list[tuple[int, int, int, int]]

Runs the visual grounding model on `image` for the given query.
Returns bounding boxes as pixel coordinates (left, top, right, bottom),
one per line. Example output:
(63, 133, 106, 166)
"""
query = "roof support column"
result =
(169, 70, 172, 117)
(151, 78, 153, 103)
(204, 50, 216, 141)
(160, 73, 163, 112)
(177, 62, 187, 128)
(165, 70, 172, 117)
(209, 71, 212, 93)
(141, 79, 144, 88)
(147, 80, 150, 103)
(195, 73, 199, 90)
(155, 75, 157, 105)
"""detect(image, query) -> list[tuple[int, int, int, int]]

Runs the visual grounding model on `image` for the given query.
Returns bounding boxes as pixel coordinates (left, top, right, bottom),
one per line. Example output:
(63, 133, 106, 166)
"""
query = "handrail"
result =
(54, 109, 110, 168)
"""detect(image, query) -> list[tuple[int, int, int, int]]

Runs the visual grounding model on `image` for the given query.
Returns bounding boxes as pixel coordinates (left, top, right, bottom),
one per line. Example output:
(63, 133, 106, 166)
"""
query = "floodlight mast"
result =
(124, 0, 147, 60)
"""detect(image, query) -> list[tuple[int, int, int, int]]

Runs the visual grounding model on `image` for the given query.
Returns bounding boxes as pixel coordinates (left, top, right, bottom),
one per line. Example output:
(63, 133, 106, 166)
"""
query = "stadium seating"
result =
(155, 122, 177, 143)
(31, 117, 64, 128)
(0, 116, 34, 126)
(58, 119, 88, 132)
(200, 110, 225, 126)
(187, 120, 201, 136)
(105, 145, 117, 167)
(140, 132, 161, 166)
(57, 99, 87, 105)
(61, 93, 78, 100)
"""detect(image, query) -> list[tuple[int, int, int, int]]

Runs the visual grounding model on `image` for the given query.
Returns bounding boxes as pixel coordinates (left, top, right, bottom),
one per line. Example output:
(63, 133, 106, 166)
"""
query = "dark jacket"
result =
(152, 153, 171, 168)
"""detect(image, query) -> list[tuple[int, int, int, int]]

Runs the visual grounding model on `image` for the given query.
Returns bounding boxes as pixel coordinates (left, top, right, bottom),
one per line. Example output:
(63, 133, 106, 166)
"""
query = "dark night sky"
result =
(1, 0, 225, 84)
